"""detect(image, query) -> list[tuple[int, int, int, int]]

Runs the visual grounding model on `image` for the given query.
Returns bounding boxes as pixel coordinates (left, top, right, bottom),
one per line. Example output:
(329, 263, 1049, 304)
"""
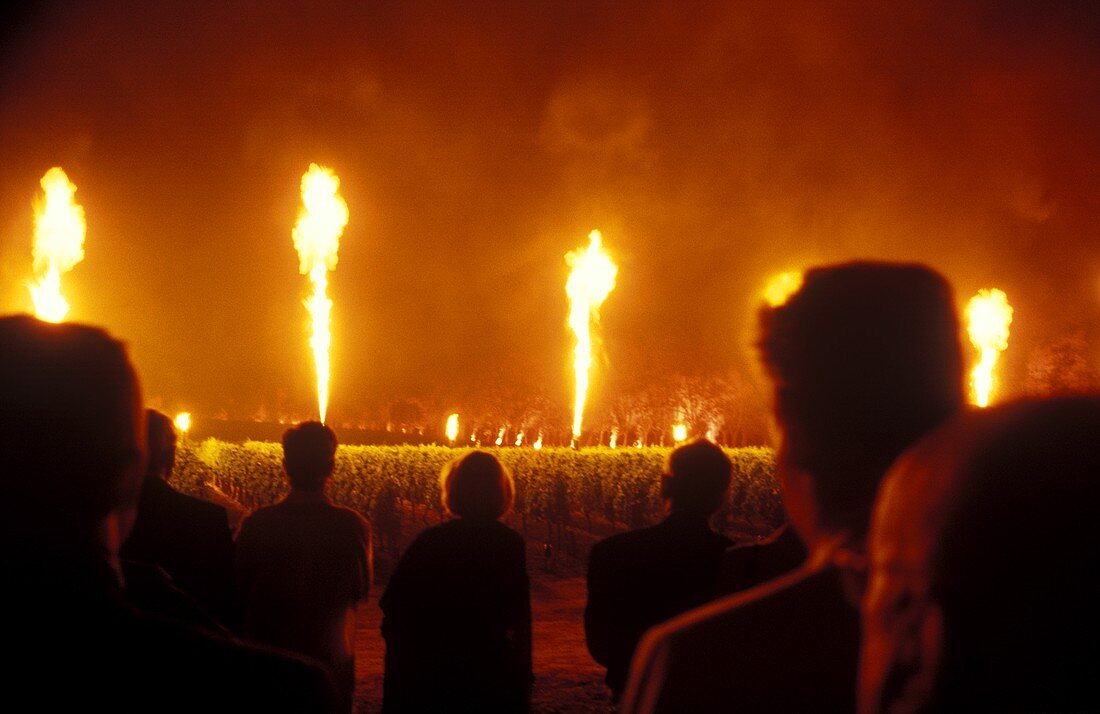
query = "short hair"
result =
(145, 409, 177, 478)
(282, 421, 337, 491)
(877, 396, 1100, 711)
(440, 450, 515, 520)
(757, 261, 963, 538)
(0, 314, 143, 535)
(662, 438, 732, 515)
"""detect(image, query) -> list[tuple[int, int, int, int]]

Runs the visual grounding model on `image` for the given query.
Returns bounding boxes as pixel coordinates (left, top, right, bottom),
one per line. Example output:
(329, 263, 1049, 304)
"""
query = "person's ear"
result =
(888, 599, 944, 714)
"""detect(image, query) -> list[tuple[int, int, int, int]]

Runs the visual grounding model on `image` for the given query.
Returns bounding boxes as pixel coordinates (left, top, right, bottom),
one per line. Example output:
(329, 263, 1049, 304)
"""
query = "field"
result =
(176, 441, 783, 712)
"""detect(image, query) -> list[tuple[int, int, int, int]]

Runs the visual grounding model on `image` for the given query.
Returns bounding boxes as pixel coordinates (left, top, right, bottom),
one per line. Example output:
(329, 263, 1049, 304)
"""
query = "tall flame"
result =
(292, 164, 348, 424)
(565, 229, 618, 444)
(763, 270, 803, 308)
(28, 168, 87, 322)
(445, 413, 459, 443)
(965, 288, 1013, 408)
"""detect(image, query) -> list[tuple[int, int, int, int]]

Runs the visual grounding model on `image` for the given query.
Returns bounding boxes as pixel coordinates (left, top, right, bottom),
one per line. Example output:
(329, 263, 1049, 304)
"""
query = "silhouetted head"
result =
(757, 261, 963, 546)
(440, 450, 515, 520)
(660, 438, 732, 516)
(0, 314, 145, 543)
(145, 409, 178, 481)
(860, 396, 1100, 714)
(282, 421, 337, 492)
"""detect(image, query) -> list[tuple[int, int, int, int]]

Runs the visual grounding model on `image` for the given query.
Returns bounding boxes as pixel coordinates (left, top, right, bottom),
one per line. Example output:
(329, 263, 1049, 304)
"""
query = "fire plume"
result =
(292, 164, 348, 424)
(763, 270, 803, 308)
(565, 230, 618, 444)
(28, 168, 86, 323)
(174, 412, 192, 435)
(965, 288, 1013, 407)
(445, 413, 459, 443)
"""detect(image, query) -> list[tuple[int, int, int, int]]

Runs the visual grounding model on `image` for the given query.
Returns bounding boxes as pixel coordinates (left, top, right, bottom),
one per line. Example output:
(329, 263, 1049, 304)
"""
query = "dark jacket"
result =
(380, 518, 532, 713)
(585, 512, 733, 697)
(621, 559, 862, 714)
(121, 476, 237, 627)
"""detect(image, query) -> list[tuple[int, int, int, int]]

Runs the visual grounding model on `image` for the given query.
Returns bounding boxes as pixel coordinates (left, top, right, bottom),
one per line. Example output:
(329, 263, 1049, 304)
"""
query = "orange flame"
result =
(445, 413, 459, 443)
(763, 270, 803, 308)
(292, 164, 348, 424)
(28, 168, 86, 322)
(965, 288, 1013, 407)
(174, 412, 192, 435)
(565, 229, 618, 444)
(672, 423, 688, 443)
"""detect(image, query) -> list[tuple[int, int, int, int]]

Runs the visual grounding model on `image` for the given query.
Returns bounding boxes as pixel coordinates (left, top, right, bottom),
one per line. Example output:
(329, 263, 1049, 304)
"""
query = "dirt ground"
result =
(352, 569, 616, 714)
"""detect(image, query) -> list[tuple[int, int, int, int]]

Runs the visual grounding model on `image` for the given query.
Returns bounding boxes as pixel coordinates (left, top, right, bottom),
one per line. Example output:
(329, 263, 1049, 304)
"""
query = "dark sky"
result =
(1, 0, 1098, 423)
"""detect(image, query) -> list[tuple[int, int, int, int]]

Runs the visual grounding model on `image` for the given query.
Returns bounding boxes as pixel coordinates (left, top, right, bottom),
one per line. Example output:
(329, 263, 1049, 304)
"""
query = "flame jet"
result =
(763, 270, 803, 308)
(565, 230, 618, 447)
(28, 168, 86, 322)
(292, 164, 349, 424)
(965, 288, 1013, 407)
(445, 413, 459, 444)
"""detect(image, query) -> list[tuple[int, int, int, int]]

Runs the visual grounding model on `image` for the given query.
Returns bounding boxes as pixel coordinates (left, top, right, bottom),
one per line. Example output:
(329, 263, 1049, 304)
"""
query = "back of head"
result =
(662, 438, 732, 516)
(0, 314, 143, 539)
(145, 409, 177, 480)
(282, 421, 337, 491)
(868, 396, 1100, 712)
(934, 397, 1100, 710)
(758, 261, 964, 538)
(440, 450, 514, 520)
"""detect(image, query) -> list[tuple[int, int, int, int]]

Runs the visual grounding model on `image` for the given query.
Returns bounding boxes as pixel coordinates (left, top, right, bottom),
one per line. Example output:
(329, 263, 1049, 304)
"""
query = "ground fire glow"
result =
(28, 168, 86, 323)
(291, 164, 349, 424)
(965, 288, 1014, 407)
(565, 230, 618, 446)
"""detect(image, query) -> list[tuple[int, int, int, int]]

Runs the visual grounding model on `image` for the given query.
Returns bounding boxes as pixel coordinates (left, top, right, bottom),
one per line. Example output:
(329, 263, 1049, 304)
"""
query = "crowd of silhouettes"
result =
(1, 258, 1096, 713)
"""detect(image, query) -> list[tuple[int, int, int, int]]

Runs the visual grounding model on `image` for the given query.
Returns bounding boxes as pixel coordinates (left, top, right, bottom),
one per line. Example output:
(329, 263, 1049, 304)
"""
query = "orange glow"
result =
(28, 168, 86, 323)
(445, 413, 459, 443)
(609, 427, 619, 449)
(174, 412, 192, 435)
(565, 229, 618, 444)
(965, 288, 1013, 407)
(672, 423, 688, 442)
(533, 431, 544, 450)
(762, 270, 803, 308)
(292, 164, 348, 424)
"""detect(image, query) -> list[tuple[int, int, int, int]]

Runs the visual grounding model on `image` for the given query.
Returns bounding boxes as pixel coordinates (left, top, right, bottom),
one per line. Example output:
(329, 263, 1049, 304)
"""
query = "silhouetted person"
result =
(236, 421, 372, 713)
(381, 450, 533, 713)
(860, 396, 1100, 714)
(0, 314, 335, 711)
(621, 262, 965, 713)
(585, 438, 734, 700)
(121, 408, 237, 628)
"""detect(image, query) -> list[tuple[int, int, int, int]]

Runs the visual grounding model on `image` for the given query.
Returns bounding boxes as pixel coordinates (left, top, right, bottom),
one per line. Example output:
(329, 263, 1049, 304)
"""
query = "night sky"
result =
(1, 1, 1097, 425)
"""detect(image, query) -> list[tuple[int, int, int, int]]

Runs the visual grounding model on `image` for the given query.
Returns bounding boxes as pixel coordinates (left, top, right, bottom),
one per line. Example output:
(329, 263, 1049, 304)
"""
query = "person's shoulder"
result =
(487, 518, 525, 543)
(237, 502, 282, 533)
(591, 522, 663, 559)
(173, 487, 230, 523)
(653, 564, 821, 649)
(327, 501, 370, 526)
(139, 611, 336, 710)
